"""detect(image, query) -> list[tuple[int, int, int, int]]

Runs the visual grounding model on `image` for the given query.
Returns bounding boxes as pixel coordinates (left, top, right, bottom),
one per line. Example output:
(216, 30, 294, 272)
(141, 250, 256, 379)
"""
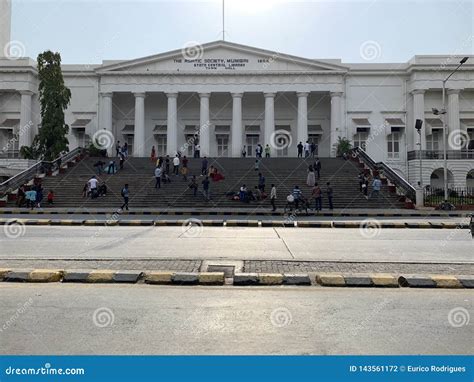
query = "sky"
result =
(10, 0, 474, 64)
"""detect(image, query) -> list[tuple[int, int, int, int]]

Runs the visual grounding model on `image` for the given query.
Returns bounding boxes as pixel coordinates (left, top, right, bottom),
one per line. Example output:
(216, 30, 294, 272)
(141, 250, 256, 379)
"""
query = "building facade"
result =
(0, 36, 473, 188)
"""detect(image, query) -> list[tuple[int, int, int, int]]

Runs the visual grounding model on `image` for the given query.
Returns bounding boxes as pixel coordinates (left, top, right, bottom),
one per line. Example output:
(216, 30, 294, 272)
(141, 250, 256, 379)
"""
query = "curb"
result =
(0, 218, 469, 229)
(0, 269, 472, 288)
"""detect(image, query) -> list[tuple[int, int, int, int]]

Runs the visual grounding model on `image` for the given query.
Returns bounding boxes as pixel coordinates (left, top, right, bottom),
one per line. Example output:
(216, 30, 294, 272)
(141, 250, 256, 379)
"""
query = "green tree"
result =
(28, 51, 71, 160)
(333, 136, 353, 157)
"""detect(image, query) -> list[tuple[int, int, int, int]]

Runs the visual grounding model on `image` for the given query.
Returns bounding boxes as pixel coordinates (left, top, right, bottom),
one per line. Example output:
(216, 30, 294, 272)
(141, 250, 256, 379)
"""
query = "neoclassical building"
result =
(0, 22, 473, 188)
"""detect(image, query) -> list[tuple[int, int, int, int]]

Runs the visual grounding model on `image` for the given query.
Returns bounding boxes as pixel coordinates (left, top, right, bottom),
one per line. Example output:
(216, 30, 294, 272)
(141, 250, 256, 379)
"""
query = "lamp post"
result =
(434, 57, 468, 201)
(415, 119, 423, 187)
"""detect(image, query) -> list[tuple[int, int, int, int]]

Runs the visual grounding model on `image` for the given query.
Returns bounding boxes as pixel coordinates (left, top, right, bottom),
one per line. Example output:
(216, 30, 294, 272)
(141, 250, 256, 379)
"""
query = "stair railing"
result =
(0, 147, 83, 197)
(351, 147, 416, 202)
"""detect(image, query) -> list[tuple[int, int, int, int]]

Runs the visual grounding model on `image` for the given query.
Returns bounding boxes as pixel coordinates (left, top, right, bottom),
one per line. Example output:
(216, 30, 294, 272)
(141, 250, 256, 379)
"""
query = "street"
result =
(0, 284, 472, 355)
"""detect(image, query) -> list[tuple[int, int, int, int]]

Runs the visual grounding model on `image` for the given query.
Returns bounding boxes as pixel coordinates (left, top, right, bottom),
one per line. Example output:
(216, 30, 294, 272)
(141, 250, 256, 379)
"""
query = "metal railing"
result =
(424, 187, 474, 207)
(352, 147, 416, 201)
(0, 147, 83, 196)
(408, 150, 474, 160)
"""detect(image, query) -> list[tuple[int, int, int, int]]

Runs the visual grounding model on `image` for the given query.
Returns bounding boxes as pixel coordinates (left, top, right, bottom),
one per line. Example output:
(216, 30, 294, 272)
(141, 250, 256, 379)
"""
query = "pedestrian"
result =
(121, 184, 129, 211)
(93, 160, 105, 175)
(123, 142, 128, 157)
(98, 183, 107, 197)
(297, 142, 303, 158)
(312, 183, 322, 212)
(189, 175, 198, 197)
(201, 156, 208, 176)
(47, 189, 54, 205)
(173, 155, 180, 175)
(88, 176, 98, 199)
(25, 187, 36, 210)
(264, 144, 271, 158)
(16, 184, 26, 207)
(165, 155, 170, 174)
(150, 146, 156, 163)
(82, 182, 88, 198)
(326, 182, 334, 210)
(310, 141, 316, 157)
(241, 146, 247, 158)
(285, 192, 295, 212)
(292, 185, 302, 210)
(35, 184, 43, 208)
(370, 176, 382, 199)
(256, 144, 263, 158)
(119, 152, 125, 170)
(254, 159, 260, 171)
(362, 181, 368, 198)
(304, 140, 310, 158)
(154, 166, 162, 189)
(202, 176, 210, 201)
(358, 172, 364, 192)
(258, 172, 266, 192)
(314, 157, 321, 179)
(194, 143, 200, 158)
(107, 160, 116, 174)
(115, 141, 121, 157)
(307, 165, 316, 187)
(270, 184, 277, 211)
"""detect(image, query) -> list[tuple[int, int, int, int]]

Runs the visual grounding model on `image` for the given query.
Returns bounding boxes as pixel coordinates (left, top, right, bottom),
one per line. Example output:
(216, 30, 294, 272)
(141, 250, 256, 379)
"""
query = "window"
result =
(246, 134, 259, 156)
(426, 131, 442, 151)
(353, 132, 368, 150)
(156, 136, 167, 156)
(216, 135, 229, 157)
(387, 132, 400, 159)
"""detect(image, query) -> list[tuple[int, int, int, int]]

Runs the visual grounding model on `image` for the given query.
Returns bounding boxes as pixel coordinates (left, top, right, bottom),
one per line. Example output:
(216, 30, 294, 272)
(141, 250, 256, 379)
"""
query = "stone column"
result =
(199, 92, 211, 157)
(101, 92, 114, 156)
(18, 91, 33, 150)
(166, 92, 178, 156)
(296, 92, 309, 146)
(133, 92, 146, 157)
(412, 89, 426, 150)
(330, 92, 343, 158)
(264, 92, 275, 155)
(447, 89, 461, 148)
(231, 92, 243, 157)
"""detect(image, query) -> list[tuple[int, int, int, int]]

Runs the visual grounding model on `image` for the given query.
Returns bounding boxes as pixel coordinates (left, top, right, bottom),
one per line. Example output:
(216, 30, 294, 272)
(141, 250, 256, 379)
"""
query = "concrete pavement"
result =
(0, 284, 472, 355)
(1, 226, 472, 263)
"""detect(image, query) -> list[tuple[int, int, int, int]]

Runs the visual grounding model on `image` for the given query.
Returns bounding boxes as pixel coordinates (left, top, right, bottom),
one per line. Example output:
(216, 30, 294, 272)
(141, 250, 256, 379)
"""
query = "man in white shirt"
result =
(154, 167, 162, 189)
(270, 184, 277, 212)
(173, 155, 180, 176)
(304, 141, 310, 158)
(88, 176, 98, 198)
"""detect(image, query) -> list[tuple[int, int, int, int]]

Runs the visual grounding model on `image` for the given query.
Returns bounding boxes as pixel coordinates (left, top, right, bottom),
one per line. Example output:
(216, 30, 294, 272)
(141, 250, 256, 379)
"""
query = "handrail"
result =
(352, 147, 416, 201)
(0, 147, 83, 196)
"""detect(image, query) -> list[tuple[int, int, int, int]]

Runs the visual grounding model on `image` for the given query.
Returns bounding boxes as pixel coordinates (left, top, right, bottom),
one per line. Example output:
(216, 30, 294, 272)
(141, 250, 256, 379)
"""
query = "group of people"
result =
(358, 172, 382, 199)
(284, 183, 334, 213)
(297, 141, 318, 158)
(16, 183, 54, 209)
(83, 175, 108, 199)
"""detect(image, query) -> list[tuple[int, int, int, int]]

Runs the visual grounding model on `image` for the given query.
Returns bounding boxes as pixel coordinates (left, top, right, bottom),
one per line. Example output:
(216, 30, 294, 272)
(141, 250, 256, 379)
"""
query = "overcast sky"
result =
(10, 0, 474, 64)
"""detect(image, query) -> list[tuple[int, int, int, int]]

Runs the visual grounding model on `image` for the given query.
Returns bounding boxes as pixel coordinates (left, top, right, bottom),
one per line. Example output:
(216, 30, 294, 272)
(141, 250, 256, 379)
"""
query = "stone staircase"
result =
(11, 156, 406, 209)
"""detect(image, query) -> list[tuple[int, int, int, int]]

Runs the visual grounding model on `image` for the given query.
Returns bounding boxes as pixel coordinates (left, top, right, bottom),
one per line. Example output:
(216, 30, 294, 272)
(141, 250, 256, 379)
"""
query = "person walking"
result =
(25, 187, 36, 210)
(358, 172, 364, 192)
(304, 141, 310, 158)
(201, 157, 208, 176)
(314, 157, 321, 179)
(154, 166, 162, 189)
(189, 175, 198, 197)
(270, 184, 277, 212)
(173, 155, 180, 176)
(121, 184, 129, 211)
(292, 185, 302, 210)
(326, 182, 334, 210)
(115, 141, 121, 157)
(150, 146, 156, 163)
(194, 143, 200, 158)
(264, 144, 271, 158)
(122, 142, 128, 158)
(306, 165, 316, 187)
(312, 183, 322, 212)
(258, 173, 266, 192)
(202, 176, 210, 201)
(119, 152, 125, 170)
(370, 176, 382, 199)
(165, 155, 170, 175)
(297, 142, 303, 158)
(88, 176, 98, 199)
(310, 141, 316, 157)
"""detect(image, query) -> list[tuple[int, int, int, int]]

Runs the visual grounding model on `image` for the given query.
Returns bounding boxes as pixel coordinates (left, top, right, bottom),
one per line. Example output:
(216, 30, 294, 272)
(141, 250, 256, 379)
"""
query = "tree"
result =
(27, 51, 71, 160)
(333, 136, 352, 157)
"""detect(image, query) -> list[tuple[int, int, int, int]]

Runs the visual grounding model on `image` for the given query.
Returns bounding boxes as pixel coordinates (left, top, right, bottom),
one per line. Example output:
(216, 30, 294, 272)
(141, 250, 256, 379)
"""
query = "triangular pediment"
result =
(97, 41, 347, 73)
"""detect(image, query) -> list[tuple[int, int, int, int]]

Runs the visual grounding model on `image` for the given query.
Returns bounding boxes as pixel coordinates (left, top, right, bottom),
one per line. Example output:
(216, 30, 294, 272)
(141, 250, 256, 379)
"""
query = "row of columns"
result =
(101, 91, 344, 157)
(412, 88, 462, 150)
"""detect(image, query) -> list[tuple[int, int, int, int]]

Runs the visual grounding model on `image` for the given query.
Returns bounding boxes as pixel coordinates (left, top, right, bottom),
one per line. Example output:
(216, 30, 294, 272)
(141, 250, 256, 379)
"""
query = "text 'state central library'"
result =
(0, 14, 473, 189)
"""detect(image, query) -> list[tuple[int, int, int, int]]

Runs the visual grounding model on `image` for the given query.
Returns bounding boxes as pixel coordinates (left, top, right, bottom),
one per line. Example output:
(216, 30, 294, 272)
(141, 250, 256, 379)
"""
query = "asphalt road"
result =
(0, 284, 472, 355)
(1, 226, 472, 263)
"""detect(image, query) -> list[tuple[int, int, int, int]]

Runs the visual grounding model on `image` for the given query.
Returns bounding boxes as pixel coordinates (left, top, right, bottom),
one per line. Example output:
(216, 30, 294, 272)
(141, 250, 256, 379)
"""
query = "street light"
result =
(434, 56, 469, 201)
(415, 119, 423, 187)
